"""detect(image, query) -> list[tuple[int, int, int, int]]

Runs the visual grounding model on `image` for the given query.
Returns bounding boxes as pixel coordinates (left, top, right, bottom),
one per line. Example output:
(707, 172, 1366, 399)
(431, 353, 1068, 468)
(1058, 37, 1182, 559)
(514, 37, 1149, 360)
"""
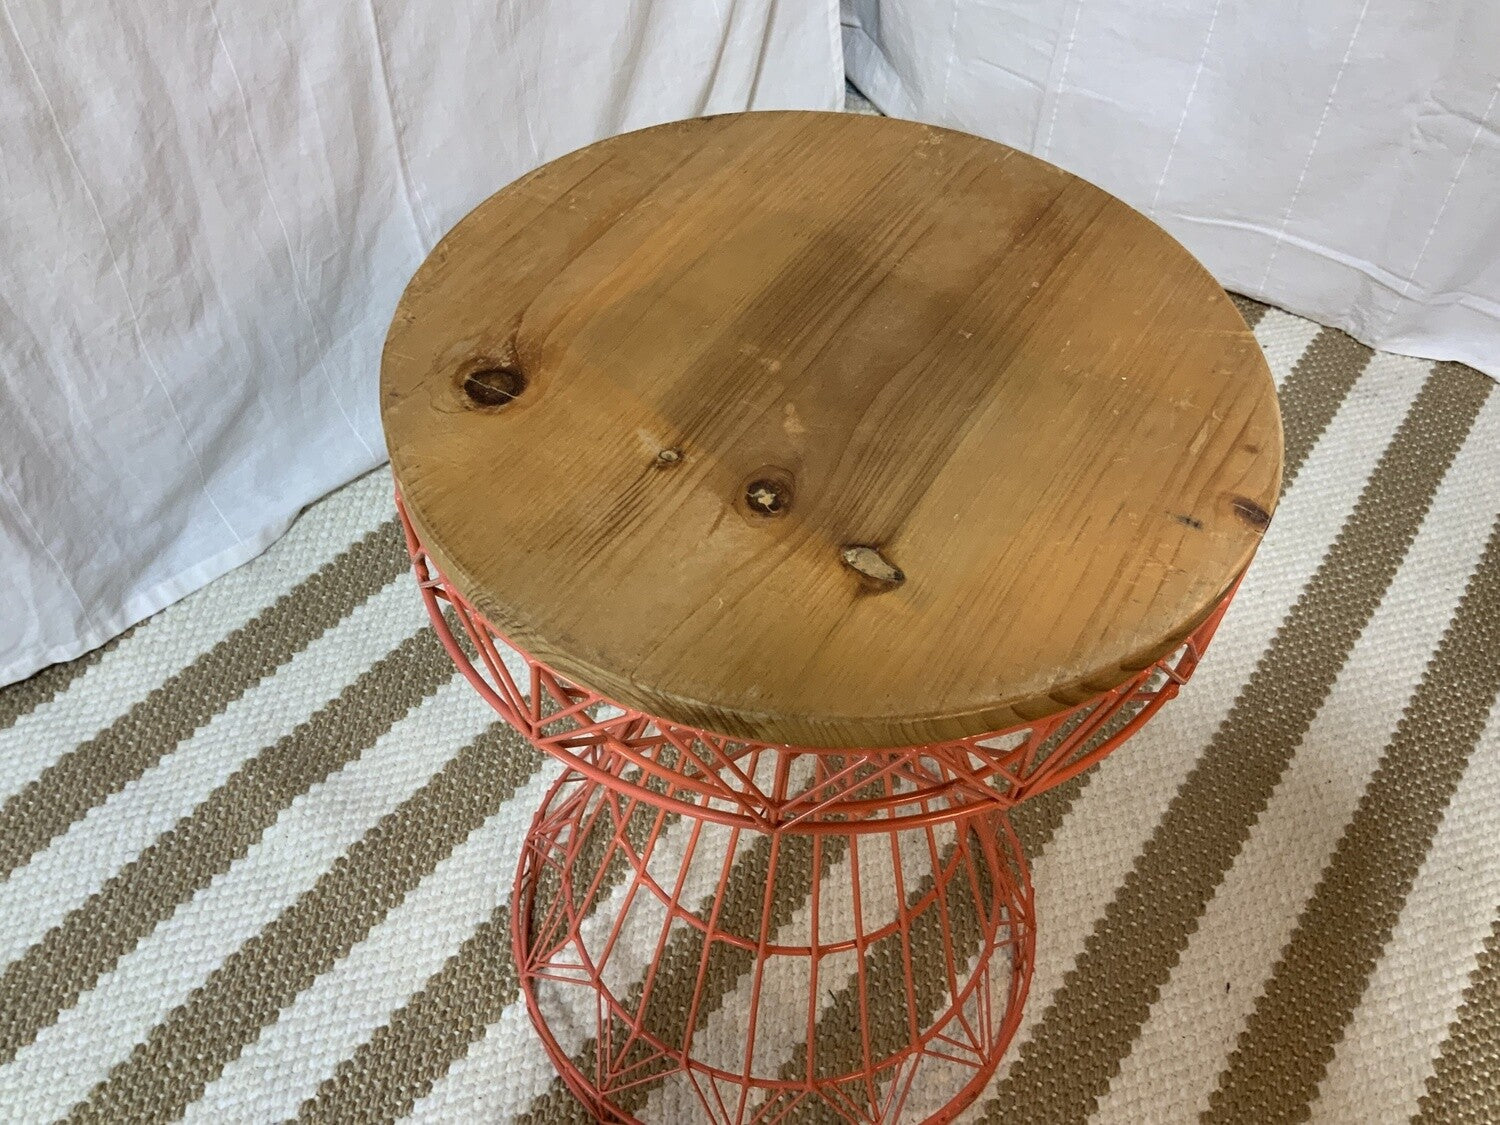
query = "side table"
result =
(381, 111, 1282, 1124)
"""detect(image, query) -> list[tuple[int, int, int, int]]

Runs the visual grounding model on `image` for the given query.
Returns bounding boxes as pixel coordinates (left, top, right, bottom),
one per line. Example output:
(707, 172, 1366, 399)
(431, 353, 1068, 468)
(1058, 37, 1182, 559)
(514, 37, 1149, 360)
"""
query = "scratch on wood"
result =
(1231, 496, 1271, 529)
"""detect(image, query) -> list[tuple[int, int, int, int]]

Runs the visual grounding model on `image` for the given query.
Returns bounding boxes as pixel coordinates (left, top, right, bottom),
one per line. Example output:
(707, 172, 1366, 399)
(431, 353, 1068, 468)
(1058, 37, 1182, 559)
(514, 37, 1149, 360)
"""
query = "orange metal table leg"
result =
(513, 770, 1033, 1123)
(398, 495, 1236, 1123)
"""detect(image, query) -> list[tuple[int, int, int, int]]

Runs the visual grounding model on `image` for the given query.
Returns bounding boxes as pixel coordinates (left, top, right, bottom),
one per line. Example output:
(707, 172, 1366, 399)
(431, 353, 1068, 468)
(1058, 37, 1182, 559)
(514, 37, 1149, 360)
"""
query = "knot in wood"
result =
(461, 364, 526, 408)
(745, 478, 790, 516)
(841, 545, 905, 590)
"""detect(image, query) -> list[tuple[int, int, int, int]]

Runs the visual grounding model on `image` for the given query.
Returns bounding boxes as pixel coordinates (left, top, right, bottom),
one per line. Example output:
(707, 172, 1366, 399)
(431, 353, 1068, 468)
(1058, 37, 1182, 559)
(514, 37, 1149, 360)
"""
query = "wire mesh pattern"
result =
(514, 772, 1033, 1123)
(400, 501, 1234, 835)
(397, 495, 1238, 1122)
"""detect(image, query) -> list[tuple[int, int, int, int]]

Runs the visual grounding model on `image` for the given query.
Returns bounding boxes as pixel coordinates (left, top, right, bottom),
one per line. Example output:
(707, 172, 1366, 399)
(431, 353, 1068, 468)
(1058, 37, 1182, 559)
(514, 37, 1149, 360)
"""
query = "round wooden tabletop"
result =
(382, 111, 1283, 749)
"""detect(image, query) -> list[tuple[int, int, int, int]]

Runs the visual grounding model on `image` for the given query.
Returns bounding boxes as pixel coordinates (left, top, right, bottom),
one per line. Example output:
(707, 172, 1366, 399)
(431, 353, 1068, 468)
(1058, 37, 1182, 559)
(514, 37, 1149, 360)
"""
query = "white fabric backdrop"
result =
(844, 0, 1500, 382)
(0, 0, 842, 686)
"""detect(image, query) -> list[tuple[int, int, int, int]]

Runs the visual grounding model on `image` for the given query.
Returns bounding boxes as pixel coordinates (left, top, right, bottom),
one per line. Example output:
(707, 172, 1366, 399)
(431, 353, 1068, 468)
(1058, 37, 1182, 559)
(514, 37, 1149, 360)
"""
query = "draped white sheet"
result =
(0, 0, 842, 685)
(844, 0, 1500, 382)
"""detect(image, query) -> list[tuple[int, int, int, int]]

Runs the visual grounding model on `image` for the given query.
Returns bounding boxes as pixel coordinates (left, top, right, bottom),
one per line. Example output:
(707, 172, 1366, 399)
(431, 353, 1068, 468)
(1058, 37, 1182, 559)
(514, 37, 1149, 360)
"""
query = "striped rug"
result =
(2, 297, 1497, 1124)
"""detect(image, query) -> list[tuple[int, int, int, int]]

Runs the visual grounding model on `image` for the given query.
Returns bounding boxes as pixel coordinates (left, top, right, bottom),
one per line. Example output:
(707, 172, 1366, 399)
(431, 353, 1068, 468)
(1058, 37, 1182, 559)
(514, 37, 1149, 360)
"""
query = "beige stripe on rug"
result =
(2, 298, 1497, 1125)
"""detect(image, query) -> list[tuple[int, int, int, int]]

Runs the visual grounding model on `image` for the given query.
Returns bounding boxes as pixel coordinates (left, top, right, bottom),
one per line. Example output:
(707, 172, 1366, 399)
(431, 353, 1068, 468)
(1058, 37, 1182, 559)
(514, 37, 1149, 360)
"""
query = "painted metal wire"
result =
(400, 495, 1235, 836)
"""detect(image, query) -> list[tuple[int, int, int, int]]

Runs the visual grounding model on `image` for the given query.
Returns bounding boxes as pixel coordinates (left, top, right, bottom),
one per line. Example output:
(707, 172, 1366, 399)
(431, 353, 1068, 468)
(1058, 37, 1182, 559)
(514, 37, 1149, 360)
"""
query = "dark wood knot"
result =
(461, 365, 526, 408)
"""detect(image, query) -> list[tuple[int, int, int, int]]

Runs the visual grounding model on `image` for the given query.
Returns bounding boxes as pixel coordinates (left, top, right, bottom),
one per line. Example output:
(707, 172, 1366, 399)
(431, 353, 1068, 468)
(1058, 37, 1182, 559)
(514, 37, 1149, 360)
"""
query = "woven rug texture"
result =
(1, 297, 1498, 1124)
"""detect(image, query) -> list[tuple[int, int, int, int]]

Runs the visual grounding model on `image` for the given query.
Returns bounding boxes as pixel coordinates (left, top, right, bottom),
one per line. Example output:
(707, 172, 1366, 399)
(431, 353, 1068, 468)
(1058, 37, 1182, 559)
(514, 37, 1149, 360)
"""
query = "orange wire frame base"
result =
(398, 496, 1236, 1124)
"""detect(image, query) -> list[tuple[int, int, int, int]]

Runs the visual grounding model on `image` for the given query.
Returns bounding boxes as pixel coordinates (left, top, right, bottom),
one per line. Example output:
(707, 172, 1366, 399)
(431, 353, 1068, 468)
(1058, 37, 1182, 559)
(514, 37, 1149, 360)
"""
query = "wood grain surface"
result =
(382, 111, 1283, 748)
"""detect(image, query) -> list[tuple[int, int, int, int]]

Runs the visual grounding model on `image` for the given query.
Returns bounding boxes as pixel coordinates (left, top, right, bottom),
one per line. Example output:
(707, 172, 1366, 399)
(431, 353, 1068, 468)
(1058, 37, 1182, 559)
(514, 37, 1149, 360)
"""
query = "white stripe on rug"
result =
(181, 756, 565, 1124)
(0, 671, 482, 1120)
(0, 471, 391, 800)
(1253, 308, 1321, 386)
(0, 574, 423, 967)
(1090, 391, 1500, 1124)
(1310, 696, 1500, 1124)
